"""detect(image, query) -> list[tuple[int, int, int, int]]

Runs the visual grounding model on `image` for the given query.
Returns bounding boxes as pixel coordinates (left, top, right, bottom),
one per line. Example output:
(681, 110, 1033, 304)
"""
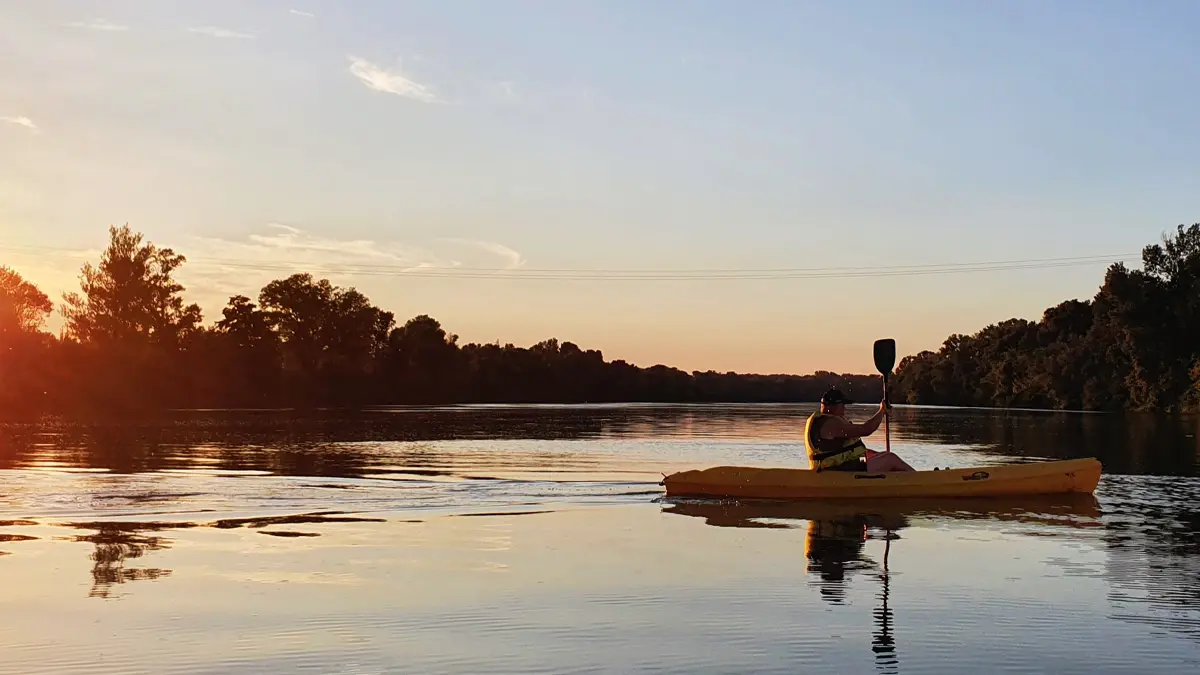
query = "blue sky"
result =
(2, 0, 1198, 374)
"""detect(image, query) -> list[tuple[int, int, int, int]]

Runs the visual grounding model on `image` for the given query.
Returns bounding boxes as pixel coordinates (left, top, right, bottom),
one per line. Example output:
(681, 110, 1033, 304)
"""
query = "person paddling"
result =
(804, 388, 914, 472)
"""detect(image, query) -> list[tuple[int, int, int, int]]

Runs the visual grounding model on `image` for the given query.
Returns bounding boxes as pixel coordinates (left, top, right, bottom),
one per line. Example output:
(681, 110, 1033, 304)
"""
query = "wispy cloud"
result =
(176, 225, 526, 308)
(440, 238, 526, 269)
(489, 81, 519, 102)
(1, 116, 38, 132)
(67, 18, 129, 31)
(197, 223, 449, 267)
(10, 225, 525, 320)
(188, 26, 254, 39)
(347, 56, 439, 103)
(180, 224, 457, 309)
(289, 9, 315, 18)
(242, 224, 444, 267)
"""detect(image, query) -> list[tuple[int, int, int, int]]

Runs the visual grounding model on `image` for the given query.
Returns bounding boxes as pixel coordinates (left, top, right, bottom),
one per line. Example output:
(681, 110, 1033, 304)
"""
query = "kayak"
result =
(660, 457, 1102, 500)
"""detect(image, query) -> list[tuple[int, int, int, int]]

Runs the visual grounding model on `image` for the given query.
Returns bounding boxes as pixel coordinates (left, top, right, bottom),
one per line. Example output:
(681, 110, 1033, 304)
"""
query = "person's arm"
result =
(819, 402, 889, 438)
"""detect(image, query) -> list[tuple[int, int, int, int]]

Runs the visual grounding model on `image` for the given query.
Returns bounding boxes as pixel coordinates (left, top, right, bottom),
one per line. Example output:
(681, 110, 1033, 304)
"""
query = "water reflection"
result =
(1, 405, 1196, 477)
(58, 521, 191, 598)
(889, 406, 1200, 475)
(874, 530, 898, 675)
(44, 511, 390, 599)
(663, 496, 1104, 602)
(210, 511, 387, 529)
(661, 495, 1104, 530)
(664, 495, 1107, 673)
(1099, 476, 1200, 642)
(803, 515, 883, 604)
(0, 520, 38, 556)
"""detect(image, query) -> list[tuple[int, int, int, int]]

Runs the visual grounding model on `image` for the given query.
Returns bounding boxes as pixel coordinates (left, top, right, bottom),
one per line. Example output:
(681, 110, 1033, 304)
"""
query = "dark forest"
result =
(5, 222, 1197, 417)
(891, 223, 1200, 412)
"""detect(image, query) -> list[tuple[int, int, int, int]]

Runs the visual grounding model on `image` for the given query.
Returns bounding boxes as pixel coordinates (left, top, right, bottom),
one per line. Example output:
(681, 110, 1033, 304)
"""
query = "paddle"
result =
(873, 338, 896, 455)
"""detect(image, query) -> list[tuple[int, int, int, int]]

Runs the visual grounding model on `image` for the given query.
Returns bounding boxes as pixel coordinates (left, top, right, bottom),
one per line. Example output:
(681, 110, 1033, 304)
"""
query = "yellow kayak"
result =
(661, 457, 1102, 500)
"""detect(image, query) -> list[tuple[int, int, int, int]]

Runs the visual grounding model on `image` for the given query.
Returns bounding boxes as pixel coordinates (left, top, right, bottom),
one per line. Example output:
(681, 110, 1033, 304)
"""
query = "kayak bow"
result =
(661, 457, 1102, 500)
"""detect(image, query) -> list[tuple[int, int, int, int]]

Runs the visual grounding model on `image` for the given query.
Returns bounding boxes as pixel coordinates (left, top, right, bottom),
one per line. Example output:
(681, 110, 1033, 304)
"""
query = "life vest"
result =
(804, 412, 868, 471)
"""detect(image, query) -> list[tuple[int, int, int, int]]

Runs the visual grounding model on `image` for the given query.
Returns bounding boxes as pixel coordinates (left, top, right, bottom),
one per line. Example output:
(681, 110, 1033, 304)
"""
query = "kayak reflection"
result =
(659, 494, 1103, 531)
(661, 494, 1103, 597)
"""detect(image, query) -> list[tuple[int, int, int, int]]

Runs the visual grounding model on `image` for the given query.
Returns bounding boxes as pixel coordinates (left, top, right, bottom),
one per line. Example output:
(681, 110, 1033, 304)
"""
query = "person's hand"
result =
(879, 399, 892, 414)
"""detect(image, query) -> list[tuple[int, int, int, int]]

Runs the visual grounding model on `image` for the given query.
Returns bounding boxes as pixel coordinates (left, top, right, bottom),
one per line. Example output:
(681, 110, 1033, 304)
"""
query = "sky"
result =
(2, 0, 1199, 375)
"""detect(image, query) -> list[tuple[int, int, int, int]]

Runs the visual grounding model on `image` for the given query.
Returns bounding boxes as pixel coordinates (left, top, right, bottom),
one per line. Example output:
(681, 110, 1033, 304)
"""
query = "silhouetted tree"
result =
(0, 266, 52, 334)
(61, 224, 201, 346)
(217, 295, 275, 349)
(256, 273, 394, 404)
(893, 223, 1200, 412)
(0, 268, 56, 417)
(54, 224, 203, 412)
(384, 315, 463, 403)
(201, 295, 282, 406)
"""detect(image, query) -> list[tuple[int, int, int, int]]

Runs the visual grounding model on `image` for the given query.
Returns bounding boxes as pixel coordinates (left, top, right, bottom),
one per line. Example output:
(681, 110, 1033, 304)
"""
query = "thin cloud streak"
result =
(179, 224, 456, 312)
(187, 224, 457, 275)
(176, 226, 527, 304)
(188, 26, 255, 39)
(67, 19, 129, 31)
(347, 56, 439, 103)
(3, 227, 524, 321)
(244, 224, 445, 268)
(289, 9, 316, 18)
(490, 81, 519, 102)
(440, 238, 526, 269)
(1, 116, 38, 132)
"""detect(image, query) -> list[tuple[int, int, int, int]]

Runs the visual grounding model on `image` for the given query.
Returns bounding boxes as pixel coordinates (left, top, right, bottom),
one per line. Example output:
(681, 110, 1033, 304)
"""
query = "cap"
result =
(820, 388, 855, 406)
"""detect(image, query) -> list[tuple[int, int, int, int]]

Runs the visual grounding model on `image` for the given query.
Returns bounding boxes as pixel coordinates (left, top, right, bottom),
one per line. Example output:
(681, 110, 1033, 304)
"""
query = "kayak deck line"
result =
(660, 457, 1102, 500)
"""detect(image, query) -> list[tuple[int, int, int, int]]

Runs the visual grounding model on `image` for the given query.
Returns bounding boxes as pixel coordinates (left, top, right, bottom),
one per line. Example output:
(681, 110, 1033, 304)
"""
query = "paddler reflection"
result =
(661, 499, 906, 672)
(803, 512, 903, 605)
(804, 513, 903, 674)
(662, 495, 1102, 675)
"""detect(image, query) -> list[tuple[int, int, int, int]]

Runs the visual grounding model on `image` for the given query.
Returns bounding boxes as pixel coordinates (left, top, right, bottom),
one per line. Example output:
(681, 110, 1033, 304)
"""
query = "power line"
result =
(0, 244, 1140, 280)
(180, 255, 1137, 280)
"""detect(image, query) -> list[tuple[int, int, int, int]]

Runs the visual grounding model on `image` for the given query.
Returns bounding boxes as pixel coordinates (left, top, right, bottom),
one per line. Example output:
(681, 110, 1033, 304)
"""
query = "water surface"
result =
(1, 404, 1198, 673)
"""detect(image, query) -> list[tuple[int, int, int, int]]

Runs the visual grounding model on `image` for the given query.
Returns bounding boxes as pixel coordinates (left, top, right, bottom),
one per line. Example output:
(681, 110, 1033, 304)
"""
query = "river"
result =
(0, 404, 1198, 673)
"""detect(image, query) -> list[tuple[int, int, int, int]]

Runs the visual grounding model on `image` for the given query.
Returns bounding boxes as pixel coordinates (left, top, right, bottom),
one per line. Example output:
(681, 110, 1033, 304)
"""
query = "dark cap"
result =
(820, 388, 855, 406)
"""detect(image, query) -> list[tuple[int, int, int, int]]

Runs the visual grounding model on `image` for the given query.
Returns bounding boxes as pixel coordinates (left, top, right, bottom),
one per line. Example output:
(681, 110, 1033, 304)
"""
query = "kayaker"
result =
(804, 388, 914, 472)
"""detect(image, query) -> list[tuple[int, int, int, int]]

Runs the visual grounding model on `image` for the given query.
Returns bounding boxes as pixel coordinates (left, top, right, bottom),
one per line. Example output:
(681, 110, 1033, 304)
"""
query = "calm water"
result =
(1, 404, 1198, 674)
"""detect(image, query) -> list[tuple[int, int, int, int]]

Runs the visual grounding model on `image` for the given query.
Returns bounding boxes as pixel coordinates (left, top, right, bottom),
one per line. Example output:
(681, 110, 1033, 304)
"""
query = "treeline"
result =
(892, 223, 1200, 412)
(0, 225, 881, 417)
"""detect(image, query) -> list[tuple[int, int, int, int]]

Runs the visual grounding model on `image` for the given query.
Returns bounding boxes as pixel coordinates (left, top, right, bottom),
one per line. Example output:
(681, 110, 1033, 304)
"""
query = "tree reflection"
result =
(1099, 478, 1200, 643)
(55, 513, 385, 599)
(0, 405, 836, 476)
(889, 406, 1199, 477)
(60, 521, 194, 598)
(3, 406, 1197, 479)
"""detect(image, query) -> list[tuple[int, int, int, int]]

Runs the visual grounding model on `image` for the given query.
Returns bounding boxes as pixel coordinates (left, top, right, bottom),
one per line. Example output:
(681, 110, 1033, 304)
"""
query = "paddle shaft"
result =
(883, 374, 891, 454)
(872, 338, 896, 456)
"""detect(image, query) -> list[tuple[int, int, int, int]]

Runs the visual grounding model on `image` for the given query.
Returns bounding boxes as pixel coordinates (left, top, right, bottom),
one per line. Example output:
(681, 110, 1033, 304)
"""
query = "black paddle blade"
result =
(873, 338, 896, 375)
